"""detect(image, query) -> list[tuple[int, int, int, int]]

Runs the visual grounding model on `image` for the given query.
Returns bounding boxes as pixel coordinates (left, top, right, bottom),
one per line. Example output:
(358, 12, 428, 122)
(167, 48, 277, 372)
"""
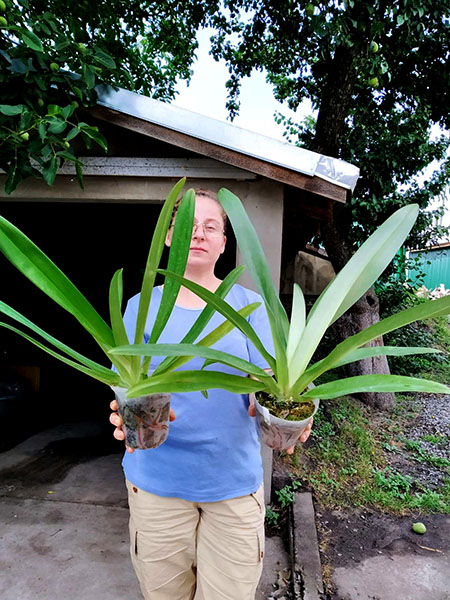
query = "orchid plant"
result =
(112, 190, 450, 408)
(0, 179, 262, 398)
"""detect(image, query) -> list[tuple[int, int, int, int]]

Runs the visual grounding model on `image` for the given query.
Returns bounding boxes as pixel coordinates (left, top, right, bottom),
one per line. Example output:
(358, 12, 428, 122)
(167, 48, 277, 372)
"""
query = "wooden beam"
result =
(54, 157, 257, 179)
(290, 193, 335, 222)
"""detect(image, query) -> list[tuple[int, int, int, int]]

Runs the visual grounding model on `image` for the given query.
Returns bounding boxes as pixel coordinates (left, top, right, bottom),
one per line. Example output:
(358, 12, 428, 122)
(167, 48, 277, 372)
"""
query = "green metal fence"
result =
(408, 245, 450, 288)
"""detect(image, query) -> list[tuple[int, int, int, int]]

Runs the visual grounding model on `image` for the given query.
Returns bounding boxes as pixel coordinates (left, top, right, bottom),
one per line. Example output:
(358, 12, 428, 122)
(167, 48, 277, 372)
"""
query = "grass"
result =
(283, 395, 450, 515)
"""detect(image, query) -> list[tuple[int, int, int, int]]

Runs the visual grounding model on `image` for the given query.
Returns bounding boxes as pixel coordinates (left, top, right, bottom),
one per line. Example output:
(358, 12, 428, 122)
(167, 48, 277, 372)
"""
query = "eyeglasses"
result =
(192, 221, 224, 238)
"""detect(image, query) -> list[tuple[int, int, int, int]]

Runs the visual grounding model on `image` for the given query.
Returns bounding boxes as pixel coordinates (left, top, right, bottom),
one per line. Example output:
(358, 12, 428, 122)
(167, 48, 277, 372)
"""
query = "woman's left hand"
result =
(286, 418, 313, 454)
(248, 396, 313, 453)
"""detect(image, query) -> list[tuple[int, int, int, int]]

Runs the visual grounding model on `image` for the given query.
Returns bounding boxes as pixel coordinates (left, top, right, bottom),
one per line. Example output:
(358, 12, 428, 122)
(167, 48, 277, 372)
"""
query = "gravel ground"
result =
(386, 393, 450, 490)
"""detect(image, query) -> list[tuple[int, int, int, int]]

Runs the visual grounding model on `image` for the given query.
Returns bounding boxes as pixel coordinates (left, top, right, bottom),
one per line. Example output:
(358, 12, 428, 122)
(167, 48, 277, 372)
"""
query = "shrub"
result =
(376, 279, 449, 378)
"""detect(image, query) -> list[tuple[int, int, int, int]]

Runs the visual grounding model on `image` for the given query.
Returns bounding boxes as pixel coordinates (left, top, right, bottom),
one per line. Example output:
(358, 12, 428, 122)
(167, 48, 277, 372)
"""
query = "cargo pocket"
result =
(257, 526, 265, 561)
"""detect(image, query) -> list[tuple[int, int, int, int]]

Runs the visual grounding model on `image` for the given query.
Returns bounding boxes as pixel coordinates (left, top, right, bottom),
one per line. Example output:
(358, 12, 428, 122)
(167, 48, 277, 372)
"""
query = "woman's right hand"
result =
(109, 399, 176, 453)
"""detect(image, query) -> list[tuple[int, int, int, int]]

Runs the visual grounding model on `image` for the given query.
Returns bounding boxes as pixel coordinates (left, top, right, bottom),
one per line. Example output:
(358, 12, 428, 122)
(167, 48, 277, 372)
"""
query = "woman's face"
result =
(166, 194, 226, 271)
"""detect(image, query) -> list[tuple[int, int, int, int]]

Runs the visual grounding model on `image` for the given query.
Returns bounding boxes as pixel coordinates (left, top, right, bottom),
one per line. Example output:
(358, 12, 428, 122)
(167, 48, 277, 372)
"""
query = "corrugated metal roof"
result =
(96, 85, 360, 192)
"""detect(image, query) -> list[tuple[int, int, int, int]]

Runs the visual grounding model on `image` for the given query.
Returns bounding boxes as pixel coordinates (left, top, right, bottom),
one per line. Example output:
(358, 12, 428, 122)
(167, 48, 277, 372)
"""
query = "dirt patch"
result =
(316, 507, 450, 598)
(317, 507, 450, 567)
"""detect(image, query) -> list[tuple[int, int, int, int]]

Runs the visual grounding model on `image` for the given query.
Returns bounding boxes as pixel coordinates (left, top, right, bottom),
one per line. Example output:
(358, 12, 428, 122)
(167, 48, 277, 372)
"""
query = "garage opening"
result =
(0, 200, 236, 444)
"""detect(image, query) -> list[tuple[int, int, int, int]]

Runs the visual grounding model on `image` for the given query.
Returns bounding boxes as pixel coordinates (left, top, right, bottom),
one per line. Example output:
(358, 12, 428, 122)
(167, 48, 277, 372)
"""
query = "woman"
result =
(109, 189, 312, 600)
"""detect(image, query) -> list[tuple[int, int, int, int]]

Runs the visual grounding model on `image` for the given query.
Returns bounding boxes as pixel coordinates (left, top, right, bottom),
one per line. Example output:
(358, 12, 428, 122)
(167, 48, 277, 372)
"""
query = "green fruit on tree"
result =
(0, 1, 6, 14)
(369, 76, 379, 88)
(0, 15, 7, 26)
(77, 42, 87, 54)
(37, 98, 45, 108)
(19, 132, 29, 142)
(50, 62, 60, 72)
(412, 522, 426, 534)
(305, 3, 315, 16)
(370, 41, 379, 53)
(64, 141, 70, 148)
(71, 100, 79, 109)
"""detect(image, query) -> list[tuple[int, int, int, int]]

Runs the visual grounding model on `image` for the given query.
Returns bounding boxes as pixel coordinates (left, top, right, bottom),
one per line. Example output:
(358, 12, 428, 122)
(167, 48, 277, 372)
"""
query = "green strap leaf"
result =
(109, 269, 129, 347)
(152, 302, 262, 376)
(0, 322, 120, 386)
(218, 188, 289, 386)
(158, 269, 276, 371)
(152, 265, 245, 376)
(217, 188, 289, 341)
(289, 205, 420, 386)
(148, 190, 195, 345)
(286, 283, 306, 363)
(0, 214, 115, 348)
(293, 294, 450, 395)
(332, 345, 442, 368)
(301, 374, 450, 400)
(141, 187, 195, 374)
(111, 343, 272, 380)
(0, 300, 129, 383)
(134, 178, 186, 347)
(128, 370, 264, 397)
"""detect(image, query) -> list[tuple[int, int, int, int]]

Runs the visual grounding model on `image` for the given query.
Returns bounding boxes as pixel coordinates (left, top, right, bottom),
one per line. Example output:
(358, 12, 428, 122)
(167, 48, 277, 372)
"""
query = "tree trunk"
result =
(319, 200, 396, 411)
(330, 286, 396, 411)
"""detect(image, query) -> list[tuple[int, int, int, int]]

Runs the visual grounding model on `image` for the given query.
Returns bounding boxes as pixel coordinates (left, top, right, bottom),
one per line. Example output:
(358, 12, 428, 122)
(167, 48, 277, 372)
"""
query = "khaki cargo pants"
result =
(126, 479, 265, 600)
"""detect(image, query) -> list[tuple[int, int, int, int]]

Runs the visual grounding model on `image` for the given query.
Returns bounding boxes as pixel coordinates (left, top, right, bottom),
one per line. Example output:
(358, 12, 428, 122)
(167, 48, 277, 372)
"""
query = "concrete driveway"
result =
(0, 421, 288, 600)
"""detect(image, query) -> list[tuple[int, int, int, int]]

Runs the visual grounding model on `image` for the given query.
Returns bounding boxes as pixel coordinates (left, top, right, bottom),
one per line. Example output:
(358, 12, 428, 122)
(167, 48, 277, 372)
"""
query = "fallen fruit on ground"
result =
(412, 522, 427, 534)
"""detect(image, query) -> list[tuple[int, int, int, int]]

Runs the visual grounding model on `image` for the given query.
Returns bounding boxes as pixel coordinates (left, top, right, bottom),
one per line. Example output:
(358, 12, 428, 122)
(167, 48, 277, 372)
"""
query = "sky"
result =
(173, 28, 313, 142)
(173, 28, 449, 240)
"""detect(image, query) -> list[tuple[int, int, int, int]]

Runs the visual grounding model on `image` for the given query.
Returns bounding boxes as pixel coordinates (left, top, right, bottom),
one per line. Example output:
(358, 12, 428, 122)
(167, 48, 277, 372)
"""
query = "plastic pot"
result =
(112, 386, 171, 450)
(254, 396, 319, 451)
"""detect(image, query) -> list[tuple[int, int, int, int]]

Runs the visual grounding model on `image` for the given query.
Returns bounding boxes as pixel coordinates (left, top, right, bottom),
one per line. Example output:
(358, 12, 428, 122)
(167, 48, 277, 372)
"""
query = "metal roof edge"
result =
(96, 85, 360, 192)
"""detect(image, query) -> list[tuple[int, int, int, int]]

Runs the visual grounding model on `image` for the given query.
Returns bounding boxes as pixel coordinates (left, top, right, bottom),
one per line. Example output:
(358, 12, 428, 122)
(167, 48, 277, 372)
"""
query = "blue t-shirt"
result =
(120, 284, 273, 502)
